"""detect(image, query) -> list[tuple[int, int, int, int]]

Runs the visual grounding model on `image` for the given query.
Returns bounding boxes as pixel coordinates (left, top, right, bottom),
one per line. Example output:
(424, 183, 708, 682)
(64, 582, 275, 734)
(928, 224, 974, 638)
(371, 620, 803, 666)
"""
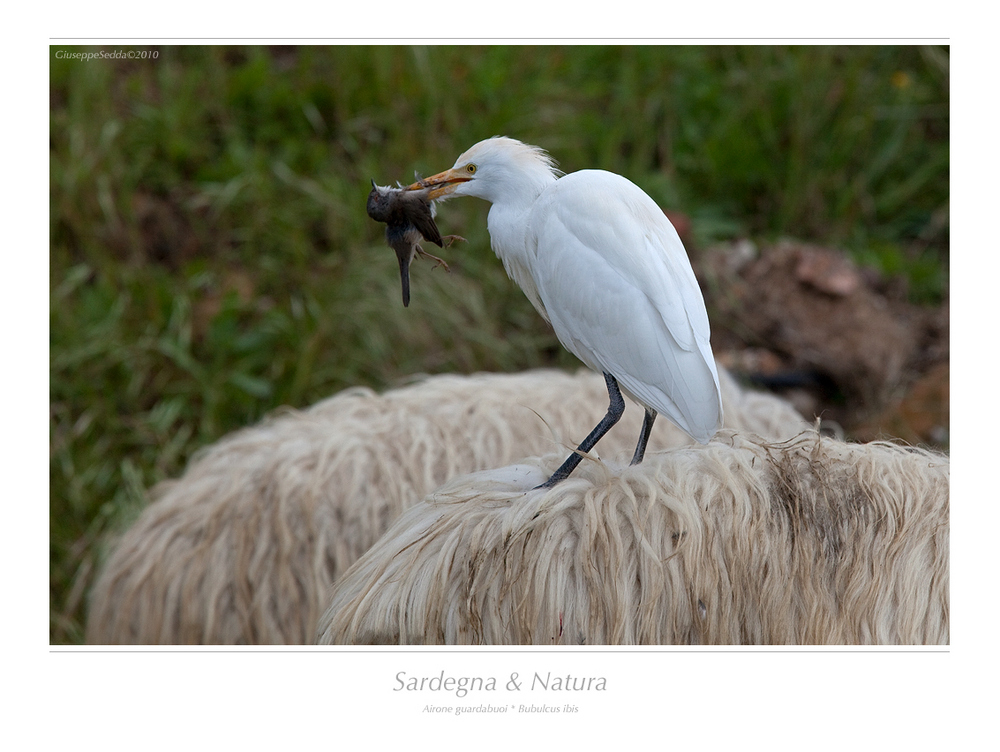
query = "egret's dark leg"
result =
(537, 372, 625, 488)
(630, 408, 657, 465)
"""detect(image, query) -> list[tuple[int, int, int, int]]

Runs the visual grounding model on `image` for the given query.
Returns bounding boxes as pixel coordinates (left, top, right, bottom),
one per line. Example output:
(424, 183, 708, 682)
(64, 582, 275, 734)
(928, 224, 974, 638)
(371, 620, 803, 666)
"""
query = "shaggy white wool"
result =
(87, 368, 808, 644)
(318, 431, 949, 645)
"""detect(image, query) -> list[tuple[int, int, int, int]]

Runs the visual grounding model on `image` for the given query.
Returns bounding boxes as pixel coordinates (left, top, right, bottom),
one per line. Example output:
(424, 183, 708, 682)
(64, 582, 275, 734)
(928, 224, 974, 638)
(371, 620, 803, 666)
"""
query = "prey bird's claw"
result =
(415, 246, 451, 272)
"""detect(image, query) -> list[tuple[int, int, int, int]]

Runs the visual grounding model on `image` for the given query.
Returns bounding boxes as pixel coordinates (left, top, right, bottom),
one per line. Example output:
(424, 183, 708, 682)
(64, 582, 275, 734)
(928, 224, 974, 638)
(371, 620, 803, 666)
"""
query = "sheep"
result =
(317, 431, 949, 645)
(86, 367, 809, 644)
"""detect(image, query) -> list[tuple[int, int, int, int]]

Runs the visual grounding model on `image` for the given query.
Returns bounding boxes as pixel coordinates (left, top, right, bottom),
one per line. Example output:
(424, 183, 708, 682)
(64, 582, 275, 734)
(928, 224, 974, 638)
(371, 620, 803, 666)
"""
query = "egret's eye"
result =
(466, 164, 477, 174)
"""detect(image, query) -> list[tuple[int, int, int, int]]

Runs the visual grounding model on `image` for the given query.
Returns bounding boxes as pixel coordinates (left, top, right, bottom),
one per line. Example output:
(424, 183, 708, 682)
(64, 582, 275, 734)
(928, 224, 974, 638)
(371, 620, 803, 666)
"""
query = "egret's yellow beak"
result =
(406, 168, 471, 200)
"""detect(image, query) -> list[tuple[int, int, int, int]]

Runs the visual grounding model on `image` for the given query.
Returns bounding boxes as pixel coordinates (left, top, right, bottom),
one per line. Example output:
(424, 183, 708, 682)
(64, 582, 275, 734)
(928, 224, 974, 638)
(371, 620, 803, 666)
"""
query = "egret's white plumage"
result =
(411, 136, 723, 483)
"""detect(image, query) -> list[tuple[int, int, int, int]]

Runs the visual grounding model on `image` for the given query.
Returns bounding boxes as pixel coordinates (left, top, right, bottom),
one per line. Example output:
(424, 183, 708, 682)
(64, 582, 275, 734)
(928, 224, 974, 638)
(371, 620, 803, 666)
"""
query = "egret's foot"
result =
(534, 471, 567, 490)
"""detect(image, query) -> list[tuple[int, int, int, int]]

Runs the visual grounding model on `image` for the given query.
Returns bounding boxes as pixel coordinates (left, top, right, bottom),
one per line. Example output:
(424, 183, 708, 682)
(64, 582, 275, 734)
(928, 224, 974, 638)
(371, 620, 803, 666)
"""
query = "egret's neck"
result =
(484, 171, 556, 259)
(485, 174, 556, 321)
(486, 201, 529, 258)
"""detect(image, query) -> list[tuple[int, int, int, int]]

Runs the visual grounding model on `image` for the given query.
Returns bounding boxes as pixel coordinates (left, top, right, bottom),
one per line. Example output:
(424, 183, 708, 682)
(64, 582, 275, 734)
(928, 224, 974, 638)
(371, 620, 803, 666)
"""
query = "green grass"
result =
(50, 44, 949, 643)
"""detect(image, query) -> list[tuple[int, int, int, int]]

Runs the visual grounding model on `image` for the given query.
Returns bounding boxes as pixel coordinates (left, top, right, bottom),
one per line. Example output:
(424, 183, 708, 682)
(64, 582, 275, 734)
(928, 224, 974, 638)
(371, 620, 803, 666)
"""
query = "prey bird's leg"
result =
(441, 234, 465, 247)
(414, 245, 451, 272)
(537, 372, 625, 488)
(630, 408, 657, 465)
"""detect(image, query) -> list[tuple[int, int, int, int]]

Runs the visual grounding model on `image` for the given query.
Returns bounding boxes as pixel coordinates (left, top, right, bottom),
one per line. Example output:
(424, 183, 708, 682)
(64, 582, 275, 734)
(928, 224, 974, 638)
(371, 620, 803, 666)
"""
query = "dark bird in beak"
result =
(366, 181, 464, 307)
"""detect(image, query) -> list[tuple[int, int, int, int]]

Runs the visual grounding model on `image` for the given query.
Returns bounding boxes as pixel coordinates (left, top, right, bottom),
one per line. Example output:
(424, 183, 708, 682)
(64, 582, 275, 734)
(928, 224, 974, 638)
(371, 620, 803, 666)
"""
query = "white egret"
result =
(408, 136, 723, 486)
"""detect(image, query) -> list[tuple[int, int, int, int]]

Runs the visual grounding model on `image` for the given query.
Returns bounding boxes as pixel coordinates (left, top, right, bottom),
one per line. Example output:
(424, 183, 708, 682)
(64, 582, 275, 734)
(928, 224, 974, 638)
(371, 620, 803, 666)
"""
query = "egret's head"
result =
(407, 136, 560, 204)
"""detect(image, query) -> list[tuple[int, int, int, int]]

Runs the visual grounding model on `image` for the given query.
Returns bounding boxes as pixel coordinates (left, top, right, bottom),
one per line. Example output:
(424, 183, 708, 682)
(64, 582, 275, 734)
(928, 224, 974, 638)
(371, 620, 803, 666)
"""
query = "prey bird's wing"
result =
(404, 193, 444, 247)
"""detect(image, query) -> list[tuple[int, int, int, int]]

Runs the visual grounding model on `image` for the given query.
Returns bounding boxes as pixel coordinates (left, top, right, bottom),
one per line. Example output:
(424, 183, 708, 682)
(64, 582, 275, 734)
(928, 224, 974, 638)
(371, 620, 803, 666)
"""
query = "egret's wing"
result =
(529, 170, 723, 441)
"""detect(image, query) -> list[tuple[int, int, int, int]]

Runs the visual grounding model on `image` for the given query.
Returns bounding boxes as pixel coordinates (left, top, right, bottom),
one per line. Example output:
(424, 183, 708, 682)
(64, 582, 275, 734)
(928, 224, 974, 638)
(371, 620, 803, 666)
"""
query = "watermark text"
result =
(54, 49, 159, 61)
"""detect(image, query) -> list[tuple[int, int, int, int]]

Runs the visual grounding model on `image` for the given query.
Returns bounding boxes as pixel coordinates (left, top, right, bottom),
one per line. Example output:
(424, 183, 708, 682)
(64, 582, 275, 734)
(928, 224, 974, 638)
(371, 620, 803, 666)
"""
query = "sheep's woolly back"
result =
(318, 432, 949, 645)
(87, 367, 807, 644)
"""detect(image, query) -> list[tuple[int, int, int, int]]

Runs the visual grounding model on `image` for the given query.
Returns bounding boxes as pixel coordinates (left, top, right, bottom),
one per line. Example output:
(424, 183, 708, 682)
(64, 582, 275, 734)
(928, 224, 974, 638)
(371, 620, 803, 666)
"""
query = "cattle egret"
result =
(366, 181, 463, 307)
(407, 136, 723, 486)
